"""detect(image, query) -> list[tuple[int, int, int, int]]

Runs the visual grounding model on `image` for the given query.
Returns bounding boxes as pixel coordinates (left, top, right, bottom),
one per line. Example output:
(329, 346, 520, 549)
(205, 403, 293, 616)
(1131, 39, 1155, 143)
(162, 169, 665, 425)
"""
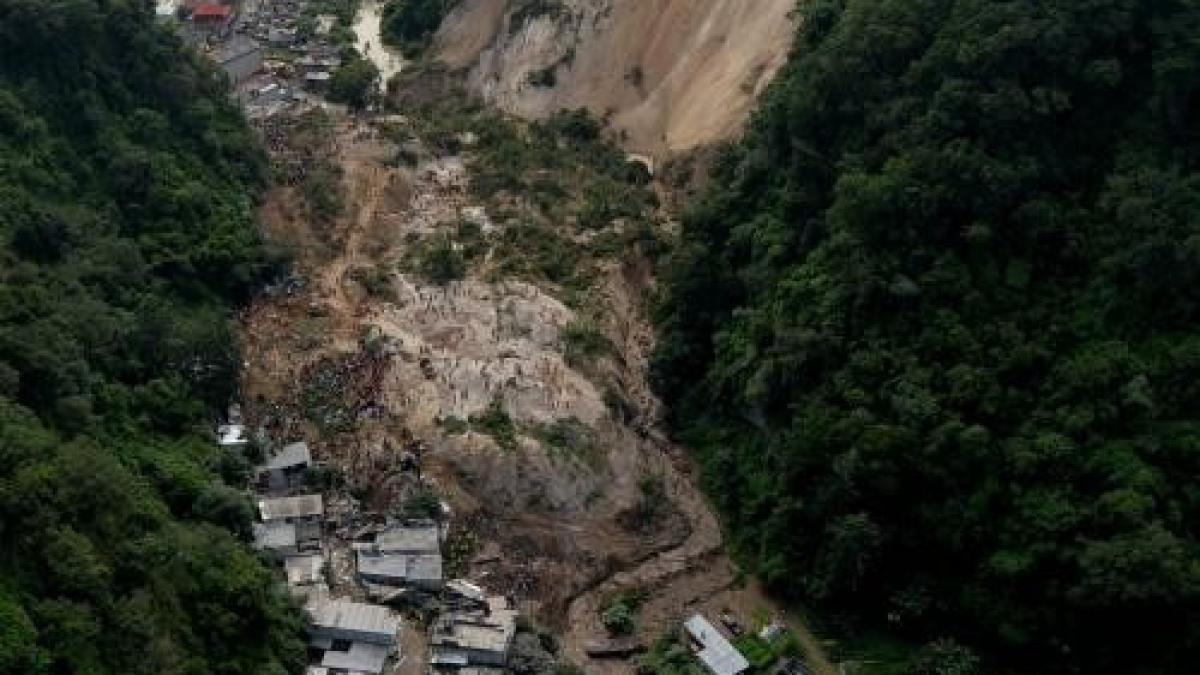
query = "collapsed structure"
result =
(429, 596, 519, 670)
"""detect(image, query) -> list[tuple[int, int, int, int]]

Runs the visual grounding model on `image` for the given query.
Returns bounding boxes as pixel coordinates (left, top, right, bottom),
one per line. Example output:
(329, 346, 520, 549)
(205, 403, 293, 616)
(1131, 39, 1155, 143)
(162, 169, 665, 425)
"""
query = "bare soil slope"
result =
(434, 0, 796, 154)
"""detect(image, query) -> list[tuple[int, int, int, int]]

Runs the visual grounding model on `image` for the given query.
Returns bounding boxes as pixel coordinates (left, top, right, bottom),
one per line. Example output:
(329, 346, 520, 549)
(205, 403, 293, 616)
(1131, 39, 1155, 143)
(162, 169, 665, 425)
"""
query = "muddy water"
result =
(353, 0, 406, 86)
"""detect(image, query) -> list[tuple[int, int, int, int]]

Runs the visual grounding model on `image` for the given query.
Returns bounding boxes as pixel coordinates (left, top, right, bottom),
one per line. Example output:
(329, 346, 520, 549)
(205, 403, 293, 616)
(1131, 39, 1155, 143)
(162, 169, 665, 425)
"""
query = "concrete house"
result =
(216, 423, 248, 447)
(308, 600, 400, 675)
(254, 503, 320, 554)
(256, 441, 312, 492)
(357, 552, 443, 590)
(355, 523, 444, 590)
(217, 37, 264, 85)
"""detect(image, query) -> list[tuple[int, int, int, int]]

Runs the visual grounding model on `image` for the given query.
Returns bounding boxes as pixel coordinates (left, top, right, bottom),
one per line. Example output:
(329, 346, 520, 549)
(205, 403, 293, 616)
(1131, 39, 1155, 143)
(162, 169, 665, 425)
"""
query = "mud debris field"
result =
(238, 77, 834, 675)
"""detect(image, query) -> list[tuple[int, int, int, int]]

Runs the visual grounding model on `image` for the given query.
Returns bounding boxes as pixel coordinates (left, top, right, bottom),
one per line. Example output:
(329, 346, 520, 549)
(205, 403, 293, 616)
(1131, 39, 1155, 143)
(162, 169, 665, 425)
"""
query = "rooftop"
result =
(309, 600, 400, 641)
(320, 640, 391, 674)
(192, 4, 231, 20)
(253, 521, 297, 550)
(358, 552, 443, 584)
(284, 554, 324, 586)
(376, 524, 440, 554)
(684, 615, 749, 675)
(259, 494, 323, 521)
(216, 423, 247, 446)
(264, 441, 311, 470)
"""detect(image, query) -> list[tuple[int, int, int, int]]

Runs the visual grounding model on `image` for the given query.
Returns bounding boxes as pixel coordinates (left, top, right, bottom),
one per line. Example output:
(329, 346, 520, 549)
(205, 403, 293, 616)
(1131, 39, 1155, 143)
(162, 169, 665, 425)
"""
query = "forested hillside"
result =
(0, 1, 303, 672)
(654, 0, 1200, 672)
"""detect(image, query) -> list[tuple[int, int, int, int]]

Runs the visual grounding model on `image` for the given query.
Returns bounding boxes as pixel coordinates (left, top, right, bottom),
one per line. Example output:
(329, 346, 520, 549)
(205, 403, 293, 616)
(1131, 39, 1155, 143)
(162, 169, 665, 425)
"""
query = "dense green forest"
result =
(654, 0, 1200, 672)
(380, 0, 457, 56)
(0, 1, 303, 672)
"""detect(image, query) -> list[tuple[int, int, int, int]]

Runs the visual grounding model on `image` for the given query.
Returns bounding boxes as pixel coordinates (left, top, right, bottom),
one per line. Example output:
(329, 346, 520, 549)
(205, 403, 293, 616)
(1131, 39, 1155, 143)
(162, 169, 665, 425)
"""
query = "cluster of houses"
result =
(216, 413, 517, 675)
(156, 0, 345, 99)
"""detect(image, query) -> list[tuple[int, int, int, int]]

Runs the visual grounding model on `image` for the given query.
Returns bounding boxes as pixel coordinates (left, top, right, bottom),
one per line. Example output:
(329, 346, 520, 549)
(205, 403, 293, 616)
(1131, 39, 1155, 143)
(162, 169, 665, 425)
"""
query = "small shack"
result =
(216, 423, 248, 447)
(684, 615, 750, 675)
(376, 523, 440, 554)
(217, 37, 264, 85)
(191, 4, 232, 29)
(355, 523, 444, 590)
(256, 441, 312, 492)
(309, 600, 400, 646)
(308, 600, 399, 674)
(357, 552, 443, 590)
(259, 494, 323, 524)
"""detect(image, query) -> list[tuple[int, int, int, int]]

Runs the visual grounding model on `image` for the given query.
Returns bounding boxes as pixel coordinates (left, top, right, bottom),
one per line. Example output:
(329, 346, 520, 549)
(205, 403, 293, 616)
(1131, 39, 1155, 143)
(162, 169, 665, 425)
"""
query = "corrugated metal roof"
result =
(320, 641, 391, 674)
(253, 521, 297, 550)
(309, 600, 399, 639)
(259, 494, 323, 521)
(217, 424, 247, 445)
(357, 553, 442, 583)
(265, 441, 311, 470)
(284, 554, 324, 586)
(376, 525, 440, 554)
(684, 615, 749, 675)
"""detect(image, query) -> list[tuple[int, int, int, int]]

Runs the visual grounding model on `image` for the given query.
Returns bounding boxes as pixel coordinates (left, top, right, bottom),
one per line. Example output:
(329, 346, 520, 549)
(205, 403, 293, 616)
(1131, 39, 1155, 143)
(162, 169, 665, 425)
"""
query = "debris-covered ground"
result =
(238, 63, 835, 675)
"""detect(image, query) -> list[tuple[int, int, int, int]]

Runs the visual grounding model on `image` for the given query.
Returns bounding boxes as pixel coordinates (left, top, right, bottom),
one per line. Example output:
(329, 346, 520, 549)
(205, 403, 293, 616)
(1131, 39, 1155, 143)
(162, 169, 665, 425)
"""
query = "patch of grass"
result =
(442, 525, 478, 578)
(562, 320, 613, 368)
(418, 233, 467, 284)
(532, 416, 600, 465)
(600, 588, 645, 636)
(491, 221, 580, 285)
(470, 397, 518, 451)
(603, 384, 634, 423)
(400, 483, 441, 519)
(350, 264, 397, 300)
(733, 630, 802, 670)
(636, 634, 706, 675)
(618, 474, 667, 531)
(437, 414, 468, 435)
(303, 160, 345, 223)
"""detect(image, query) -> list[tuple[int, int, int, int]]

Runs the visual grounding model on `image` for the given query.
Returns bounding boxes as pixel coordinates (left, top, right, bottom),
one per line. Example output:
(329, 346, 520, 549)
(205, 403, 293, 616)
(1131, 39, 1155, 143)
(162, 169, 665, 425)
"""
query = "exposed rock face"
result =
(433, 0, 796, 154)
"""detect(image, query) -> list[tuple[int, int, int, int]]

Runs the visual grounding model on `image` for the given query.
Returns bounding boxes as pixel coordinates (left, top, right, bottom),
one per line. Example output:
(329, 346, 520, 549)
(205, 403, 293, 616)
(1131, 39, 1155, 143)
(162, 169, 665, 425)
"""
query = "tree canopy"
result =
(654, 1, 1200, 672)
(0, 1, 303, 672)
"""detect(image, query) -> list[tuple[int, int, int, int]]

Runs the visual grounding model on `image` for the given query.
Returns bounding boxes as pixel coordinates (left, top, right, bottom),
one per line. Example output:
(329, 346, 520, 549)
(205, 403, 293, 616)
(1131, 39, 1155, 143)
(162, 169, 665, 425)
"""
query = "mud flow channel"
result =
(353, 0, 407, 86)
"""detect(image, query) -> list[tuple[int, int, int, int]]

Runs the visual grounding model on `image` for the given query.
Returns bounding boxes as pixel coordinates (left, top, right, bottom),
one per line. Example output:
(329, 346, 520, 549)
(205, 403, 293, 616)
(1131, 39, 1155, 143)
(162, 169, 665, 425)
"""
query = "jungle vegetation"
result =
(380, 0, 458, 56)
(653, 0, 1200, 673)
(0, 1, 303, 672)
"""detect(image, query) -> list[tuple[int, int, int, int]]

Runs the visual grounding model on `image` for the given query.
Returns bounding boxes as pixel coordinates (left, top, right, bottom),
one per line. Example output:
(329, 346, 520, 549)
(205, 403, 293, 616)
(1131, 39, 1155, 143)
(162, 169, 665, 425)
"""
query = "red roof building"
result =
(192, 4, 232, 22)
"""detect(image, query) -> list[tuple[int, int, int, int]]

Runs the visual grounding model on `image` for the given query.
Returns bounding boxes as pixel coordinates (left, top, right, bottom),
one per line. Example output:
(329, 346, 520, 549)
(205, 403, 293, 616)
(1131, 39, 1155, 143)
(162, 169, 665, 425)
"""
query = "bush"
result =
(470, 397, 518, 451)
(601, 601, 636, 636)
(327, 58, 380, 110)
(420, 235, 467, 284)
(381, 0, 457, 56)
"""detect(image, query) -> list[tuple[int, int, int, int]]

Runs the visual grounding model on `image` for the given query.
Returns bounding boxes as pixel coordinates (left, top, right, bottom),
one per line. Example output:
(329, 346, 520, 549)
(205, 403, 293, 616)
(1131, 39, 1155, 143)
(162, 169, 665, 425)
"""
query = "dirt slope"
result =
(434, 0, 796, 154)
